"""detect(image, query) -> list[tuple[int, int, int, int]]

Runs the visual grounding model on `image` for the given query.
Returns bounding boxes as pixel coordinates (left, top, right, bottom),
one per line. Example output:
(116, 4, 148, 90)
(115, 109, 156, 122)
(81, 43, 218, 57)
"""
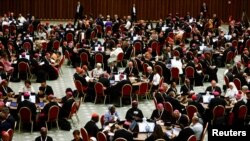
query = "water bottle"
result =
(145, 124, 150, 137)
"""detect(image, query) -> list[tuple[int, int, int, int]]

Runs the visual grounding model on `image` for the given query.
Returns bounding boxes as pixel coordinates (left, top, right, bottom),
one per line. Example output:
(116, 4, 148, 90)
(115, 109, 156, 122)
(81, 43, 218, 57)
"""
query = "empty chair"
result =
(97, 131, 107, 141)
(45, 105, 60, 130)
(94, 82, 107, 104)
(18, 107, 34, 133)
(80, 128, 89, 141)
(120, 84, 132, 107)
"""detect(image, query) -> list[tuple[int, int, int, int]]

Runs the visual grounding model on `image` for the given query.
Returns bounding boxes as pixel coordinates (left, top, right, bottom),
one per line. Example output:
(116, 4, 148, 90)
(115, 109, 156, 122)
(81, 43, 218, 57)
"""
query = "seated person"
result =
(0, 112, 11, 133)
(205, 80, 222, 94)
(125, 100, 144, 121)
(150, 103, 171, 122)
(112, 121, 133, 141)
(59, 91, 75, 119)
(18, 80, 35, 94)
(35, 127, 53, 141)
(17, 92, 37, 121)
(1, 107, 15, 129)
(38, 80, 54, 98)
(104, 105, 120, 125)
(123, 61, 139, 77)
(84, 113, 100, 138)
(145, 124, 170, 141)
(92, 63, 104, 78)
(0, 80, 14, 97)
(190, 114, 203, 141)
(71, 129, 83, 141)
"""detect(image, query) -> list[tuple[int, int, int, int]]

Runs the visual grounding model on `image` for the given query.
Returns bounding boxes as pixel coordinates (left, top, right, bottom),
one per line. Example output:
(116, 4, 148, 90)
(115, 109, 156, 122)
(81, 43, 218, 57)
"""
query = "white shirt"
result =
(77, 4, 80, 13)
(171, 59, 183, 74)
(92, 68, 104, 78)
(152, 73, 160, 86)
(18, 16, 26, 24)
(133, 7, 136, 14)
(18, 86, 35, 93)
(190, 122, 203, 140)
(125, 20, 131, 30)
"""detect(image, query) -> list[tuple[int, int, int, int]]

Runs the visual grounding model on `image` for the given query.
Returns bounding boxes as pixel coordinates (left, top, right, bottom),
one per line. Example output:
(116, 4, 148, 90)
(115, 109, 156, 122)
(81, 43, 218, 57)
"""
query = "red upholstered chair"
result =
(212, 105, 225, 125)
(68, 102, 79, 122)
(6, 129, 14, 141)
(28, 24, 34, 34)
(80, 128, 89, 141)
(225, 51, 234, 64)
(133, 41, 142, 55)
(53, 40, 60, 51)
(163, 102, 173, 116)
(74, 80, 87, 102)
(114, 138, 127, 141)
(95, 25, 103, 38)
(168, 32, 174, 39)
(233, 78, 241, 90)
(97, 131, 107, 141)
(18, 62, 33, 80)
(224, 75, 230, 88)
(117, 52, 124, 67)
(23, 42, 31, 51)
(245, 39, 250, 48)
(46, 105, 60, 130)
(18, 107, 34, 133)
(187, 135, 197, 141)
(171, 67, 180, 84)
(41, 42, 48, 51)
(94, 53, 104, 67)
(135, 82, 149, 101)
(1, 131, 9, 141)
(66, 33, 74, 42)
(238, 105, 248, 121)
(173, 50, 180, 57)
(185, 66, 195, 85)
(100, 115, 105, 128)
(94, 82, 107, 104)
(105, 25, 112, 35)
(120, 84, 132, 107)
(80, 52, 89, 67)
(186, 105, 198, 120)
(151, 41, 159, 54)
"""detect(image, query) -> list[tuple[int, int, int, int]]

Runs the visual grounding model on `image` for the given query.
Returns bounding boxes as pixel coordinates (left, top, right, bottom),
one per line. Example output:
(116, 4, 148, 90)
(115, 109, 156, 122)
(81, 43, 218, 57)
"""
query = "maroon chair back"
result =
(225, 51, 234, 63)
(171, 67, 179, 80)
(151, 41, 158, 53)
(238, 105, 247, 120)
(185, 66, 195, 78)
(117, 52, 124, 62)
(121, 84, 132, 97)
(6, 129, 13, 141)
(233, 78, 241, 90)
(80, 52, 89, 66)
(138, 82, 148, 95)
(100, 115, 105, 128)
(163, 102, 173, 115)
(18, 62, 29, 72)
(1, 131, 9, 141)
(114, 138, 127, 141)
(74, 80, 83, 93)
(105, 25, 112, 33)
(91, 31, 96, 39)
(232, 40, 238, 48)
(53, 40, 60, 50)
(212, 105, 225, 122)
(142, 63, 149, 74)
(95, 53, 104, 64)
(173, 50, 180, 57)
(28, 24, 34, 33)
(80, 128, 89, 141)
(23, 42, 31, 51)
(187, 135, 196, 141)
(47, 105, 60, 122)
(168, 32, 174, 39)
(94, 82, 104, 96)
(42, 42, 48, 50)
(66, 33, 73, 42)
(68, 102, 78, 119)
(246, 39, 250, 48)
(186, 105, 198, 120)
(19, 107, 32, 123)
(97, 131, 107, 141)
(96, 25, 103, 34)
(224, 75, 230, 88)
(133, 42, 142, 53)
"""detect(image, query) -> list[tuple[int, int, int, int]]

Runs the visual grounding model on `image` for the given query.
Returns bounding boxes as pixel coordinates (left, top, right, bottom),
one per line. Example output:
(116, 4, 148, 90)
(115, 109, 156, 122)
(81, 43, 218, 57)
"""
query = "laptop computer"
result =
(114, 74, 127, 81)
(202, 95, 214, 104)
(21, 95, 36, 103)
(19, 54, 30, 60)
(95, 47, 104, 52)
(138, 122, 155, 133)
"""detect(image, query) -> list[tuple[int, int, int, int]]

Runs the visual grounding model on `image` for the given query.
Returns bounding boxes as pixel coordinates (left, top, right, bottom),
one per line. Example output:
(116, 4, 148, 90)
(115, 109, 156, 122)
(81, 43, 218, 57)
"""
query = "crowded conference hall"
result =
(0, 0, 250, 141)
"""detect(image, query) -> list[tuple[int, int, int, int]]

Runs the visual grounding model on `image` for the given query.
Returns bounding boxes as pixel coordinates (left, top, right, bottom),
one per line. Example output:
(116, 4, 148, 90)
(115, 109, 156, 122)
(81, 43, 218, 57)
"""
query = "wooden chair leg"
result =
(104, 96, 107, 104)
(56, 120, 59, 130)
(94, 96, 97, 104)
(120, 97, 122, 107)
(18, 121, 21, 133)
(31, 122, 33, 133)
(45, 122, 48, 131)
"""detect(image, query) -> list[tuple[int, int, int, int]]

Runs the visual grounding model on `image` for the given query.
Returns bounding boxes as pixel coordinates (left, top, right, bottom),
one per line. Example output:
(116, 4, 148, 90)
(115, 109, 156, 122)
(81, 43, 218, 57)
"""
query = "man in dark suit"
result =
(174, 115, 195, 141)
(180, 79, 193, 95)
(38, 80, 54, 98)
(188, 95, 205, 116)
(123, 61, 139, 77)
(232, 93, 246, 126)
(84, 113, 100, 138)
(59, 91, 75, 119)
(208, 91, 226, 111)
(0, 112, 11, 133)
(17, 92, 37, 121)
(131, 3, 137, 22)
(74, 1, 83, 26)
(125, 100, 144, 121)
(164, 91, 185, 113)
(113, 121, 133, 141)
(205, 80, 222, 94)
(35, 127, 53, 141)
(1, 107, 15, 130)
(150, 103, 171, 122)
(98, 73, 111, 94)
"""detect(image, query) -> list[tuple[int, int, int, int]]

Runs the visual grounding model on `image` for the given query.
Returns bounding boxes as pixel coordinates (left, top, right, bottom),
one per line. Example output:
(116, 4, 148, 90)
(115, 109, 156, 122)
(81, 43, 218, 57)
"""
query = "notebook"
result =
(202, 95, 214, 104)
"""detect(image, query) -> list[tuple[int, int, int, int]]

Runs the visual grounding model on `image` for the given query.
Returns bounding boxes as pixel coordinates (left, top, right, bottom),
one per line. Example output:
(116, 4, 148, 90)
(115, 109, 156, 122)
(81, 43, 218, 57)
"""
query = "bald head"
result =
(40, 127, 48, 138)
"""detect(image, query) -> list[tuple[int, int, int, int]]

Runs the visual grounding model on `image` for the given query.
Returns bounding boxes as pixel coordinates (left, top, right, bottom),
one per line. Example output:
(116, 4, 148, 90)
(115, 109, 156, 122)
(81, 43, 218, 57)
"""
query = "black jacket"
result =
(17, 99, 37, 121)
(113, 128, 133, 141)
(84, 120, 99, 138)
